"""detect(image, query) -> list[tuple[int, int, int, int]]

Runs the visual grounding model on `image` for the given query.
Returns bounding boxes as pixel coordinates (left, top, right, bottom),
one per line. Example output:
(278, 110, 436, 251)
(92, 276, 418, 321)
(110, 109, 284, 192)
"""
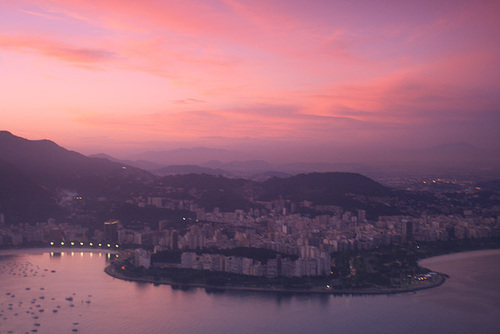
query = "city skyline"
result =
(1, 0, 499, 162)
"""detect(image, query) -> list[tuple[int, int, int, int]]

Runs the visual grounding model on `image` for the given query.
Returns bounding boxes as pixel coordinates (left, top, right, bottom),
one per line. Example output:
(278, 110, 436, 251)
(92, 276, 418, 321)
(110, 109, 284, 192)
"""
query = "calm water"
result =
(1, 248, 499, 334)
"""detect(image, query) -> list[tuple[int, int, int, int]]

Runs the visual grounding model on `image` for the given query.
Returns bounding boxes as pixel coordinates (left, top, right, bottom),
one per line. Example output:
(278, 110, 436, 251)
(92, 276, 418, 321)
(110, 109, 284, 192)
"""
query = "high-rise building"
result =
(170, 230, 179, 250)
(401, 219, 414, 242)
(104, 220, 119, 242)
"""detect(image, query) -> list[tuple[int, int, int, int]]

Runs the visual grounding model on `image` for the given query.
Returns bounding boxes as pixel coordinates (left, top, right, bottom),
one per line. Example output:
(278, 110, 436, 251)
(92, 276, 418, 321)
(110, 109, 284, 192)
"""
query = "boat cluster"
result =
(0, 259, 93, 333)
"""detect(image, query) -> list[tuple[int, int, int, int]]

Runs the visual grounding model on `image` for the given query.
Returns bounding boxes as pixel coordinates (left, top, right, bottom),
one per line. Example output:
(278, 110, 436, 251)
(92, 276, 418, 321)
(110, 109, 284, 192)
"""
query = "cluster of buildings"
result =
(1, 189, 499, 278)
(128, 207, 498, 277)
(1, 205, 498, 249)
(0, 217, 89, 246)
(149, 210, 498, 253)
(178, 251, 331, 278)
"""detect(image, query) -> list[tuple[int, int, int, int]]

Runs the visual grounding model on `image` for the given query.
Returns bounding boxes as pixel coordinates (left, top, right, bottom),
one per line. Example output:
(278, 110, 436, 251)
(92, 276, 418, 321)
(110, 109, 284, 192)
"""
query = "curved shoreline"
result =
(0, 246, 455, 295)
(104, 264, 446, 296)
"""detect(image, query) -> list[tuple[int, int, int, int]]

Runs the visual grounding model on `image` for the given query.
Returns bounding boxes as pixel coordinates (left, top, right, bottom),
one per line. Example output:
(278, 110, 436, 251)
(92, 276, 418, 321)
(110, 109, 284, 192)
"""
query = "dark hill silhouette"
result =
(0, 159, 61, 223)
(158, 174, 256, 211)
(261, 172, 391, 203)
(157, 172, 392, 212)
(0, 131, 154, 198)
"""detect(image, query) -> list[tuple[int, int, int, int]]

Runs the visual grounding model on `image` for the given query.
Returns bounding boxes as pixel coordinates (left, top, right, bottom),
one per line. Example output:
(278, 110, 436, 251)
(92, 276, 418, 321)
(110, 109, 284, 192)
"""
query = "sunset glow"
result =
(1, 0, 499, 161)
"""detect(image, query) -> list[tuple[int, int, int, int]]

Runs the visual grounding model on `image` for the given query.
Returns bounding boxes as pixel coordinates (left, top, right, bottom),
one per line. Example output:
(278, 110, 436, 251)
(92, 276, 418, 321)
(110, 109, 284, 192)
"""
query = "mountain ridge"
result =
(0, 131, 154, 198)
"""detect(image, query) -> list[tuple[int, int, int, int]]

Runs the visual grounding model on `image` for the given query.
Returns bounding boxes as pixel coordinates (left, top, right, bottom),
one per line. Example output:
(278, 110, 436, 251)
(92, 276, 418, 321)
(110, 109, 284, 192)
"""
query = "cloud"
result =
(72, 101, 386, 147)
(171, 99, 207, 105)
(0, 34, 119, 65)
(20, 9, 64, 21)
(2, 1, 499, 154)
(45, 46, 118, 63)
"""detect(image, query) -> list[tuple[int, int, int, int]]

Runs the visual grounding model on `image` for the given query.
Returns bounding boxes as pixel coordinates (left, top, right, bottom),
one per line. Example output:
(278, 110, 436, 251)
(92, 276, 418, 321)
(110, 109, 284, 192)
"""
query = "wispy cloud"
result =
(20, 9, 64, 21)
(171, 99, 207, 105)
(0, 34, 119, 65)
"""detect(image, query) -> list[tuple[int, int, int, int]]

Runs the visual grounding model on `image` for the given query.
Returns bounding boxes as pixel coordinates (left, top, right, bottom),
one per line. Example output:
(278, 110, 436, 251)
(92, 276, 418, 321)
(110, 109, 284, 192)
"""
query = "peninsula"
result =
(104, 237, 500, 295)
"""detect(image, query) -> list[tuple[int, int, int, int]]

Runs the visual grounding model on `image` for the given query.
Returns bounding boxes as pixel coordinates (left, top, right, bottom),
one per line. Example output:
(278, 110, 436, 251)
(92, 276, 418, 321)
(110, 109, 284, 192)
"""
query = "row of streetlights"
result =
(49, 241, 119, 248)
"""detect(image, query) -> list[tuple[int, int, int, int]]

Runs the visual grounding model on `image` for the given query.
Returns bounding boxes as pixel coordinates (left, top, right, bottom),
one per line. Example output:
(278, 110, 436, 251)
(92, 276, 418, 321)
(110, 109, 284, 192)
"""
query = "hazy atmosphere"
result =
(1, 3, 500, 333)
(1, 0, 499, 163)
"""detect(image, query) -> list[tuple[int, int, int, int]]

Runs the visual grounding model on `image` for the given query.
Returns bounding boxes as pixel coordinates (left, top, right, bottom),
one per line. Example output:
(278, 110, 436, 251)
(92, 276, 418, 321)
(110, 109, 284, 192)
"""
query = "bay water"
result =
(1, 248, 499, 334)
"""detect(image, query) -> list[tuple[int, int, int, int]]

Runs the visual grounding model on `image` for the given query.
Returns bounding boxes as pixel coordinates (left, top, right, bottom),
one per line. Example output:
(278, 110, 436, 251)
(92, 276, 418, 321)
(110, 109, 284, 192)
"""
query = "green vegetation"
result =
(151, 250, 183, 264)
(330, 237, 500, 289)
(151, 247, 297, 266)
(114, 263, 334, 290)
(195, 247, 298, 264)
(331, 245, 424, 289)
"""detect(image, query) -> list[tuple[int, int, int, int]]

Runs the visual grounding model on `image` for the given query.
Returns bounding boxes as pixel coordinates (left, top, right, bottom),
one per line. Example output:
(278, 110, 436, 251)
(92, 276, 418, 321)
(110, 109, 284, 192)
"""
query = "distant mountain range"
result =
(90, 153, 164, 171)
(92, 141, 500, 180)
(124, 143, 491, 167)
(0, 131, 396, 222)
(154, 164, 230, 177)
(128, 147, 248, 165)
(1, 130, 499, 224)
(89, 153, 293, 179)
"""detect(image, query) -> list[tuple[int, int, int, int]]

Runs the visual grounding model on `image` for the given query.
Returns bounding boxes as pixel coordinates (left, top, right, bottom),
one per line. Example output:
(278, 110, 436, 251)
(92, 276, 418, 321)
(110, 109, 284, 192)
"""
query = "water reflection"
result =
(134, 281, 150, 291)
(1, 249, 498, 334)
(50, 252, 61, 258)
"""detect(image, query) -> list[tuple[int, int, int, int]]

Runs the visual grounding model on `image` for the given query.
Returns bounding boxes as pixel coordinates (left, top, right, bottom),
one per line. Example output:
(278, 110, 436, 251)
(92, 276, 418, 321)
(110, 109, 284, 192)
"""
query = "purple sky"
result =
(1, 0, 499, 162)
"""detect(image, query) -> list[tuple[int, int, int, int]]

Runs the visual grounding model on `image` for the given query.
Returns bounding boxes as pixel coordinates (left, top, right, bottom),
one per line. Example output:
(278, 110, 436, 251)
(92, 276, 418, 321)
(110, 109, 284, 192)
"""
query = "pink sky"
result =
(1, 0, 499, 162)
